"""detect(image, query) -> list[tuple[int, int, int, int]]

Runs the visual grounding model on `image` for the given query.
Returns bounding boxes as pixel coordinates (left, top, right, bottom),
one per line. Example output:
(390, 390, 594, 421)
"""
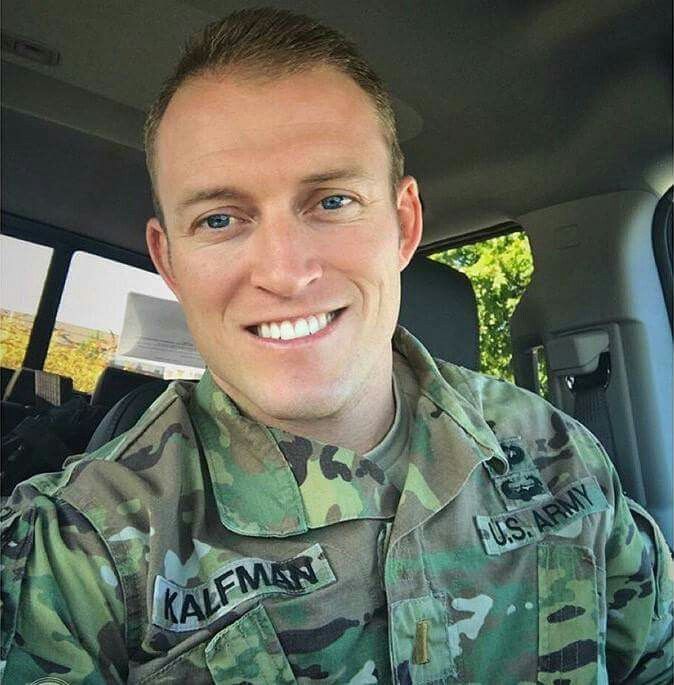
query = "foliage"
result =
(430, 232, 534, 382)
(0, 312, 32, 371)
(0, 311, 117, 393)
(43, 328, 117, 392)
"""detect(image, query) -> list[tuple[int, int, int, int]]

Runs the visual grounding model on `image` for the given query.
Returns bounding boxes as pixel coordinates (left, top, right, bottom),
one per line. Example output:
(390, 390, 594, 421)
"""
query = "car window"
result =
(42, 250, 180, 392)
(0, 234, 53, 373)
(429, 230, 548, 396)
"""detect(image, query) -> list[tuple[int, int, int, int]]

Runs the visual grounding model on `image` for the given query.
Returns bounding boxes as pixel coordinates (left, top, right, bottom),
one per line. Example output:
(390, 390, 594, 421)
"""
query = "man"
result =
(1, 8, 671, 684)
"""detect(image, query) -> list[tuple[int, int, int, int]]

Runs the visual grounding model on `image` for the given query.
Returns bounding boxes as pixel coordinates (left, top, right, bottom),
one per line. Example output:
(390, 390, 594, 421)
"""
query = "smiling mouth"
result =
(248, 309, 343, 341)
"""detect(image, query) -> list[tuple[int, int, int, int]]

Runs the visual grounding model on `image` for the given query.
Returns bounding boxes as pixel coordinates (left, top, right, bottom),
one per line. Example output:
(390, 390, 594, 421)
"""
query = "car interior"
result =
(1, 1, 672, 546)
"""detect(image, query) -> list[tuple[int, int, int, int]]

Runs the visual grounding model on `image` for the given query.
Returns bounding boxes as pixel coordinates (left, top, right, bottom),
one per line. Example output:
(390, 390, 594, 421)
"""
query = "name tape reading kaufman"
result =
(152, 543, 336, 632)
(475, 476, 609, 555)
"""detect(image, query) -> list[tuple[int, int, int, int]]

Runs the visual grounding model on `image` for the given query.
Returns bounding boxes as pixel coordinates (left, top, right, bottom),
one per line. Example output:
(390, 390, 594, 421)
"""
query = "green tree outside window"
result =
(430, 232, 534, 384)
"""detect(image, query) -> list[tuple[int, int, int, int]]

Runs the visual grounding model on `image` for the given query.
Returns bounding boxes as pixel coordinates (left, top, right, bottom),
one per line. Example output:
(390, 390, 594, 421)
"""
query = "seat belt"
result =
(566, 351, 616, 461)
(34, 369, 67, 408)
(3, 367, 73, 408)
(545, 331, 617, 461)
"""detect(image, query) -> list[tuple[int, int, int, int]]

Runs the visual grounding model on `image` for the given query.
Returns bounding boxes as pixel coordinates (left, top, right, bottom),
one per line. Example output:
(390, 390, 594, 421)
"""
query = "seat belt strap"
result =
(567, 351, 616, 461)
(35, 370, 63, 407)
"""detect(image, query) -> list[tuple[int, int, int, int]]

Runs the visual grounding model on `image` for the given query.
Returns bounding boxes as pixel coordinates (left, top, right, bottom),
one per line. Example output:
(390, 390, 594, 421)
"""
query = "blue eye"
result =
(205, 214, 231, 229)
(320, 195, 351, 210)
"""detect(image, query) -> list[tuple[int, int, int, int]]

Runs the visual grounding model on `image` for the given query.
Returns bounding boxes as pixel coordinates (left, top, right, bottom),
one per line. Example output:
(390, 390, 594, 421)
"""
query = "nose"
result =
(249, 216, 323, 298)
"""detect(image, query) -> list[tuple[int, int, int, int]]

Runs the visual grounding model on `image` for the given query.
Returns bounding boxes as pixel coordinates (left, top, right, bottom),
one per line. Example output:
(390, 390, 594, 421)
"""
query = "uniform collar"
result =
(190, 327, 508, 538)
(190, 372, 308, 537)
(388, 328, 508, 545)
(392, 327, 504, 458)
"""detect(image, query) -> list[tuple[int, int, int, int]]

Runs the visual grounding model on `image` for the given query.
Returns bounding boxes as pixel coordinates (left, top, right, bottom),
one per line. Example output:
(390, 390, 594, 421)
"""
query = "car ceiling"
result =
(1, 0, 672, 256)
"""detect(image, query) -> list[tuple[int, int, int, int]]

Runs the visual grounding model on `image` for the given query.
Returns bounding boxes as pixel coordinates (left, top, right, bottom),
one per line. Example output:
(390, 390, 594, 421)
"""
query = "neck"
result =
(212, 354, 396, 455)
(271, 372, 396, 454)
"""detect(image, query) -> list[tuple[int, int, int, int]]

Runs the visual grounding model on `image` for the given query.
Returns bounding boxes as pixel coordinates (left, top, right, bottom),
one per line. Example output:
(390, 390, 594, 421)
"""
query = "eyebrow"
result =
(176, 187, 250, 215)
(175, 167, 375, 215)
(298, 167, 376, 185)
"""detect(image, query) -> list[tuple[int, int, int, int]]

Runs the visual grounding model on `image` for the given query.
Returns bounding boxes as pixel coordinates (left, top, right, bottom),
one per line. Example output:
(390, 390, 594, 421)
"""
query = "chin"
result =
(255, 389, 344, 423)
(209, 362, 354, 424)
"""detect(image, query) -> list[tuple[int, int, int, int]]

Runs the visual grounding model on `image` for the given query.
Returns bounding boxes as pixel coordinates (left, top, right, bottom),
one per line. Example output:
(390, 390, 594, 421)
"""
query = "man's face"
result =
(147, 65, 422, 422)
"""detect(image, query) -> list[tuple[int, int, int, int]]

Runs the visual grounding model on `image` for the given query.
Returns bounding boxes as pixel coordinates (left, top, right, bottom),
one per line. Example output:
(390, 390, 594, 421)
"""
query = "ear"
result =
(396, 176, 423, 271)
(146, 217, 181, 300)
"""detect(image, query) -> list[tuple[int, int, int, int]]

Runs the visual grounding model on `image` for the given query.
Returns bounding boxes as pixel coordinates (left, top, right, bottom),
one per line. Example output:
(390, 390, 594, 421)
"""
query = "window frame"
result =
(417, 221, 521, 257)
(651, 187, 673, 331)
(1, 211, 156, 371)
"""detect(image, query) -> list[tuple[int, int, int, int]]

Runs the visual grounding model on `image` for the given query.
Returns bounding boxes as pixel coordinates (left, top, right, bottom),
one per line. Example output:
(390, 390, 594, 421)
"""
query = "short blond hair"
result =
(144, 7, 404, 220)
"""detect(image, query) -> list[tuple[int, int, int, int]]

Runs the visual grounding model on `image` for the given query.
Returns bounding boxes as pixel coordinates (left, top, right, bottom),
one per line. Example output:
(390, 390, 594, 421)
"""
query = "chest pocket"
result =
(537, 544, 602, 685)
(390, 594, 460, 683)
(139, 604, 298, 684)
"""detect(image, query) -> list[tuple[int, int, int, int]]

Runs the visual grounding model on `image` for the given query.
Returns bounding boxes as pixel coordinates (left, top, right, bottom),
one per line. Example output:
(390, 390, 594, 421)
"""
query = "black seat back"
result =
(90, 366, 163, 409)
(87, 379, 169, 452)
(3, 367, 73, 408)
(399, 255, 479, 369)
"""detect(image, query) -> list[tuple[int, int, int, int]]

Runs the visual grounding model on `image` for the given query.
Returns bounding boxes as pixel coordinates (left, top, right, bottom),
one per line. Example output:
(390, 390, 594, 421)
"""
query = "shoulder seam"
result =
(6, 386, 186, 506)
(109, 390, 183, 464)
(438, 360, 483, 411)
(73, 386, 185, 471)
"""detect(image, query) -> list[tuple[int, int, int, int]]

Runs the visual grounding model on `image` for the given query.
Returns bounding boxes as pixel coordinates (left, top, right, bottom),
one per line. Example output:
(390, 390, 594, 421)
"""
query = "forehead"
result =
(154, 66, 389, 202)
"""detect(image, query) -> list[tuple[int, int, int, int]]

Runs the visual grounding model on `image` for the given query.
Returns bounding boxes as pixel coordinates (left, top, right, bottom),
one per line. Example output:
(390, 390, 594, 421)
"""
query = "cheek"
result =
(331, 221, 401, 274)
(172, 249, 238, 309)
(351, 238, 402, 290)
(332, 228, 402, 328)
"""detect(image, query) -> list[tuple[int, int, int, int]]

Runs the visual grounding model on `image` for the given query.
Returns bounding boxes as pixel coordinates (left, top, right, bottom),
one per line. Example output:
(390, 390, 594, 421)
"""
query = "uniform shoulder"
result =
(0, 484, 125, 672)
(436, 359, 612, 479)
(436, 358, 551, 419)
(3, 381, 191, 514)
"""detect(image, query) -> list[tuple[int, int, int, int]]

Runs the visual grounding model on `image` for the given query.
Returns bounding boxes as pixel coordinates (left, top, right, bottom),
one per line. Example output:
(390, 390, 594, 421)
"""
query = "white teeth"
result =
(279, 320, 294, 340)
(294, 319, 310, 337)
(254, 310, 338, 340)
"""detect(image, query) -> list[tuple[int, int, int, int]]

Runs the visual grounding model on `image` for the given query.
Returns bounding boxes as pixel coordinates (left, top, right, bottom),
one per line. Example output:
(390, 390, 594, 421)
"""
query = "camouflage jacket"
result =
(1, 328, 672, 684)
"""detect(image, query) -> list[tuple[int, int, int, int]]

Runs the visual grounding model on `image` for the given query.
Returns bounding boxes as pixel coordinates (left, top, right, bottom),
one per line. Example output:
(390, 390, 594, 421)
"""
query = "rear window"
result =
(0, 234, 53, 371)
(430, 231, 539, 388)
(42, 251, 180, 392)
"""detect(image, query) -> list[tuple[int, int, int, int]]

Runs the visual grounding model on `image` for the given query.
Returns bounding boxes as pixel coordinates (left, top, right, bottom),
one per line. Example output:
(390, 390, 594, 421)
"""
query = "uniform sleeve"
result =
(1, 493, 128, 683)
(603, 467, 673, 683)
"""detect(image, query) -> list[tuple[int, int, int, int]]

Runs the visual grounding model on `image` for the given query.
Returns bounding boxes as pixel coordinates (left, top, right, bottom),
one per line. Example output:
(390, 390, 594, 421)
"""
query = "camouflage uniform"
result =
(1, 327, 672, 684)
